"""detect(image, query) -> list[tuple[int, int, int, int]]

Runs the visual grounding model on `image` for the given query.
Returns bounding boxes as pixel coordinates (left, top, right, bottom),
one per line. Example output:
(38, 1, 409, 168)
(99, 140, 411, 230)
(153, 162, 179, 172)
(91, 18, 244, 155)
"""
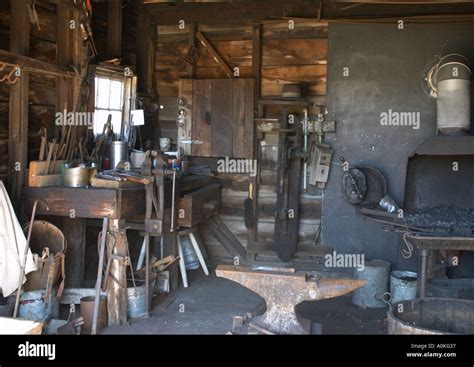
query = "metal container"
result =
(180, 236, 200, 270)
(109, 141, 129, 169)
(0, 296, 14, 317)
(19, 289, 59, 323)
(390, 270, 417, 304)
(80, 296, 107, 334)
(23, 220, 66, 292)
(388, 298, 474, 334)
(130, 150, 147, 168)
(352, 259, 391, 308)
(127, 282, 154, 318)
(435, 54, 471, 135)
(427, 278, 474, 300)
(62, 166, 94, 187)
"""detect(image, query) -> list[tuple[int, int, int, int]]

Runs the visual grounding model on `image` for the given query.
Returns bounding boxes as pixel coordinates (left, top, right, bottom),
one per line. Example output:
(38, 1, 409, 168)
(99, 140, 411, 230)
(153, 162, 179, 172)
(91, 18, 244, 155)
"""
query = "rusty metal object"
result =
(216, 265, 366, 334)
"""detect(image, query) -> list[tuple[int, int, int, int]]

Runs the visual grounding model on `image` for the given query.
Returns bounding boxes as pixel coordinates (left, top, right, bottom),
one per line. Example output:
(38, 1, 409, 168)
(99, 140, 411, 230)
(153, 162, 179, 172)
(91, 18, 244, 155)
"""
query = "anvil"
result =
(216, 265, 366, 334)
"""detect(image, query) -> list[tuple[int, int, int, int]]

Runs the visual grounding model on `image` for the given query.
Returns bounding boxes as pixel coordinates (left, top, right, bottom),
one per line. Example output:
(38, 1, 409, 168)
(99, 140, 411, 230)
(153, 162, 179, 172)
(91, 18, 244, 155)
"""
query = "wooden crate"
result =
(28, 160, 65, 187)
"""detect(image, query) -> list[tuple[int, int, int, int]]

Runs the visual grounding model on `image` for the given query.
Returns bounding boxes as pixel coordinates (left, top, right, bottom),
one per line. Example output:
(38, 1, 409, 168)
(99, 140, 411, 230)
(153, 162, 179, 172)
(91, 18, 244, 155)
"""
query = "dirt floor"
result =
(104, 269, 388, 335)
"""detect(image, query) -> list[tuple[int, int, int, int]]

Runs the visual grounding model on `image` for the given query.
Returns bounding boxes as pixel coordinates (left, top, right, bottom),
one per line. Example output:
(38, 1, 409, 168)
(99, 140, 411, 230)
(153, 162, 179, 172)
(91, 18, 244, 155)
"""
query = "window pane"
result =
(96, 77, 111, 109)
(93, 109, 122, 140)
(109, 80, 124, 110)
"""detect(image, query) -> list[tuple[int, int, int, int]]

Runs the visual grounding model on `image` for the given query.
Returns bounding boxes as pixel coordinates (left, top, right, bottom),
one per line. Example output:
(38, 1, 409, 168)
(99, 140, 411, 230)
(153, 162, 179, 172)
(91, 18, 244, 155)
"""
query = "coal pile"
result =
(406, 205, 474, 230)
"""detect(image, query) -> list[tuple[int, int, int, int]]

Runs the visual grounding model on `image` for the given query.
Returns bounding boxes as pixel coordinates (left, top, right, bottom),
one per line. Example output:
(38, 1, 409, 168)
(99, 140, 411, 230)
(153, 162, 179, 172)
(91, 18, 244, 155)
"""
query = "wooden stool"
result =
(177, 227, 209, 288)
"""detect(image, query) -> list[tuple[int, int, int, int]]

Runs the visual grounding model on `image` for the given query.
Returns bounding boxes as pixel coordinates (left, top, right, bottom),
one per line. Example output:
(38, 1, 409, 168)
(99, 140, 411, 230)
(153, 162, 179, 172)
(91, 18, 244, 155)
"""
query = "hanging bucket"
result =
(352, 259, 391, 308)
(390, 270, 418, 304)
(22, 221, 66, 297)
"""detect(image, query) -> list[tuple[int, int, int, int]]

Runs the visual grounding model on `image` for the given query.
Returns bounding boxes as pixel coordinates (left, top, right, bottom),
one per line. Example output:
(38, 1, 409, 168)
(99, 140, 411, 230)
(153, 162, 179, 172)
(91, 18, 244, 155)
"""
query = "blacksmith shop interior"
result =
(0, 0, 473, 336)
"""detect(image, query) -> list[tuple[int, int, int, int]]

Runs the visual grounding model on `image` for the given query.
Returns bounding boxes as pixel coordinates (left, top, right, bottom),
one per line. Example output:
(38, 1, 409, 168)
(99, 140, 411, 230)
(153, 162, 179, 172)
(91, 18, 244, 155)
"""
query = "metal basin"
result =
(388, 298, 474, 334)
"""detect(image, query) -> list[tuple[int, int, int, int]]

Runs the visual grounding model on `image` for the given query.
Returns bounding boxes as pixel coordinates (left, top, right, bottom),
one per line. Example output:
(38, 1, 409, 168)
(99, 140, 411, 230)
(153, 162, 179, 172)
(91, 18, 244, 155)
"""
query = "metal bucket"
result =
(0, 296, 14, 317)
(109, 141, 129, 169)
(130, 150, 147, 168)
(18, 289, 59, 322)
(127, 282, 154, 318)
(427, 278, 474, 300)
(80, 296, 107, 334)
(180, 236, 200, 270)
(390, 270, 417, 304)
(352, 259, 391, 308)
(388, 298, 474, 334)
(62, 166, 94, 187)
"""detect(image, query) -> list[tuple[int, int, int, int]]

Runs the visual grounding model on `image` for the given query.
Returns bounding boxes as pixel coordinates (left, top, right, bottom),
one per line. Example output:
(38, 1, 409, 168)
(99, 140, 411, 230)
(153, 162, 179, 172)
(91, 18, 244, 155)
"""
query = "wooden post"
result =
(107, 0, 123, 59)
(106, 219, 128, 326)
(8, 0, 30, 210)
(252, 24, 262, 104)
(137, 0, 156, 97)
(137, 0, 159, 148)
(187, 23, 197, 78)
(56, 4, 72, 143)
(162, 231, 178, 291)
(248, 24, 262, 244)
(62, 218, 86, 287)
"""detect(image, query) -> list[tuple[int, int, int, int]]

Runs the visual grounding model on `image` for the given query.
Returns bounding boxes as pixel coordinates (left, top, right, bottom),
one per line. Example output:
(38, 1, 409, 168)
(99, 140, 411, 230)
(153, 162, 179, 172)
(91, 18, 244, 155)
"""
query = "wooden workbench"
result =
(21, 175, 218, 289)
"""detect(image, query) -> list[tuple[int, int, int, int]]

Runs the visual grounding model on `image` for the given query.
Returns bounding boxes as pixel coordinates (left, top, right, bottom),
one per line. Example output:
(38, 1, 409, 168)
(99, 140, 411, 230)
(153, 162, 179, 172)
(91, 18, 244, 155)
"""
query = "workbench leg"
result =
(163, 232, 179, 291)
(177, 235, 188, 288)
(189, 232, 209, 276)
(62, 217, 86, 287)
(106, 220, 128, 326)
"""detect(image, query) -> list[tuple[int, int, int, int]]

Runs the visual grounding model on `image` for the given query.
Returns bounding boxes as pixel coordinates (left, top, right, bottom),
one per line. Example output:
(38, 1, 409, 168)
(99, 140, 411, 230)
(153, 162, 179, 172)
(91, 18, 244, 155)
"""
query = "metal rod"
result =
(302, 108, 308, 193)
(13, 198, 49, 318)
(170, 169, 177, 232)
(92, 217, 109, 335)
(418, 249, 429, 298)
(145, 233, 150, 317)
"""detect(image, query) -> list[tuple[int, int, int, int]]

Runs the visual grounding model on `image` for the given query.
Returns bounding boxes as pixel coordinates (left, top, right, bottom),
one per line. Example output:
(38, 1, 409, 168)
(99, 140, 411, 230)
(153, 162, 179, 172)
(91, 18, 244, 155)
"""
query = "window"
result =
(93, 75, 124, 138)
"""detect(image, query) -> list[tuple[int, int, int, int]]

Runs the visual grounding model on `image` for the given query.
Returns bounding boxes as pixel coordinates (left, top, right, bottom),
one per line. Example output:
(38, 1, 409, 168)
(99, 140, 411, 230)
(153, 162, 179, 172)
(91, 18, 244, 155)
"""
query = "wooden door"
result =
(178, 78, 255, 159)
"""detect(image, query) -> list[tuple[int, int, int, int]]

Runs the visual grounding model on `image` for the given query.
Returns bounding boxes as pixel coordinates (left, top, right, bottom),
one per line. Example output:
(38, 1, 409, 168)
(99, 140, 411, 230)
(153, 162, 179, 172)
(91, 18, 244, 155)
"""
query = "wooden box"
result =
(28, 160, 65, 187)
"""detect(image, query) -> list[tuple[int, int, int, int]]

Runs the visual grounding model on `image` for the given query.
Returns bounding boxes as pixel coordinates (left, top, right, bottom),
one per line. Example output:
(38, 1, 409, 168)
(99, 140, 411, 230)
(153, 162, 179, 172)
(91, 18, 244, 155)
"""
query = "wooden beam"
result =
(107, 0, 123, 59)
(137, 0, 156, 97)
(56, 4, 72, 142)
(63, 218, 86, 288)
(196, 32, 234, 79)
(147, 1, 318, 25)
(0, 49, 75, 78)
(252, 24, 262, 103)
(8, 0, 30, 210)
(187, 23, 197, 78)
(333, 0, 474, 3)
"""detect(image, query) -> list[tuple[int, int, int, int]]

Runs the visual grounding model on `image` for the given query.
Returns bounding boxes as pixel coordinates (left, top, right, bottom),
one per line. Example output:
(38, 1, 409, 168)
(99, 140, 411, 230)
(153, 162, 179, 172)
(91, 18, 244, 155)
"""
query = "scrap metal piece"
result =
(216, 265, 366, 335)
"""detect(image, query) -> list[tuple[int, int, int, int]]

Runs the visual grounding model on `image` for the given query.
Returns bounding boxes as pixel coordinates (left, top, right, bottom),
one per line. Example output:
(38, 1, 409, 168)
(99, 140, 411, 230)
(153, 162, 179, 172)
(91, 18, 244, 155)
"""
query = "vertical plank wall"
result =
(155, 20, 328, 262)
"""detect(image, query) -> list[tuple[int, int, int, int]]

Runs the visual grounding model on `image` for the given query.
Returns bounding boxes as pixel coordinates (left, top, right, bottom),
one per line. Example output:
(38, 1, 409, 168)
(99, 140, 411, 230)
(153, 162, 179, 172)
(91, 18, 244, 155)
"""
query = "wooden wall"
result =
(156, 20, 328, 143)
(154, 20, 327, 263)
(0, 0, 58, 182)
(154, 20, 327, 262)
